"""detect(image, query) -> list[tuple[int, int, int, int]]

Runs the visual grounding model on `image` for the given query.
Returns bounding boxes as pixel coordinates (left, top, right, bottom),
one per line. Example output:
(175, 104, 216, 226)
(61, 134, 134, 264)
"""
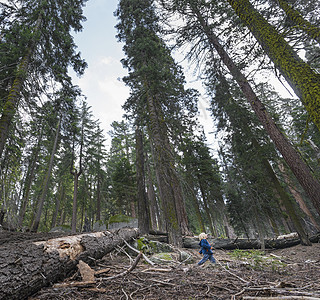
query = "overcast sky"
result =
(71, 0, 214, 149)
(71, 0, 130, 147)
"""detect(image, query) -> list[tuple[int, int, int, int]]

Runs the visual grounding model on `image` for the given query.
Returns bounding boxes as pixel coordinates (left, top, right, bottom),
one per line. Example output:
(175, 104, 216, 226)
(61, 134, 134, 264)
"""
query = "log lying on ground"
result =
(182, 232, 320, 250)
(0, 227, 139, 300)
(144, 234, 168, 243)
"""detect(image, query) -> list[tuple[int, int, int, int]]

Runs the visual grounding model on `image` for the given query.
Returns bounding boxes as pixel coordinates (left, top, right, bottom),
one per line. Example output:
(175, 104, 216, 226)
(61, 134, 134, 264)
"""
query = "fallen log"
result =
(0, 227, 139, 300)
(148, 230, 168, 236)
(182, 236, 299, 250)
(144, 234, 168, 243)
(182, 232, 320, 250)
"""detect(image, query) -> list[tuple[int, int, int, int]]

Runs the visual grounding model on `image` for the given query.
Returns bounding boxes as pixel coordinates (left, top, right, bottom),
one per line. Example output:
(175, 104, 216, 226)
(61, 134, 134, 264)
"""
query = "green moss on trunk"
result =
(227, 0, 320, 131)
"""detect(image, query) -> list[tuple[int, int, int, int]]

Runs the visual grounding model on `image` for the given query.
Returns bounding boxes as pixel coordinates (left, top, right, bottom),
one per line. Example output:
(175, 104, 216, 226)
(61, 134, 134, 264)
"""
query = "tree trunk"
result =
(185, 171, 205, 233)
(51, 183, 64, 229)
(135, 125, 150, 234)
(96, 173, 101, 222)
(197, 176, 215, 235)
(221, 157, 251, 240)
(191, 5, 320, 217)
(227, 0, 320, 131)
(70, 121, 84, 233)
(251, 138, 311, 245)
(277, 0, 320, 45)
(0, 16, 42, 158)
(59, 210, 66, 226)
(71, 170, 81, 233)
(217, 195, 235, 238)
(146, 162, 160, 230)
(17, 137, 41, 229)
(147, 92, 184, 247)
(130, 200, 136, 218)
(31, 119, 60, 232)
(278, 162, 320, 232)
(0, 228, 139, 300)
(265, 207, 280, 237)
(253, 204, 266, 251)
(171, 165, 191, 236)
(223, 213, 236, 239)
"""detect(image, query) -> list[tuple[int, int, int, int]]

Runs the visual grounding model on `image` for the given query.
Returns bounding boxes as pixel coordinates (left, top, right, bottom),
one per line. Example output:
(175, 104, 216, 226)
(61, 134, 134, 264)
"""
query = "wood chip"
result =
(78, 260, 95, 282)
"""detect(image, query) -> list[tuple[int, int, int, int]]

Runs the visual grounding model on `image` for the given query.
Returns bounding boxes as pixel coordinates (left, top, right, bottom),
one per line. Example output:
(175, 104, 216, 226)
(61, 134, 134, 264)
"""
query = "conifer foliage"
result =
(0, 0, 319, 244)
(0, 0, 88, 158)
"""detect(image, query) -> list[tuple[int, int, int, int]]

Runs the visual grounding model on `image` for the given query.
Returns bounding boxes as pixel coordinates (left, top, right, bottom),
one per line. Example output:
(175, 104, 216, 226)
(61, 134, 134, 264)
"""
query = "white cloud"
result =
(71, 54, 130, 148)
(101, 56, 118, 66)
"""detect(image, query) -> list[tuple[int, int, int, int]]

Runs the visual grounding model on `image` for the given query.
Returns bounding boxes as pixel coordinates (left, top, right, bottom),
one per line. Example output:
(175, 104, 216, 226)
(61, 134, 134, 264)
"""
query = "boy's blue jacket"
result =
(199, 239, 213, 255)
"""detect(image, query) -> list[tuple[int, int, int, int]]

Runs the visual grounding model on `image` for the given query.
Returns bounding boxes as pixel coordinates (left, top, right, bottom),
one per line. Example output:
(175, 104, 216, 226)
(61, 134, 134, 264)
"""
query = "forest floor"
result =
(1, 230, 320, 299)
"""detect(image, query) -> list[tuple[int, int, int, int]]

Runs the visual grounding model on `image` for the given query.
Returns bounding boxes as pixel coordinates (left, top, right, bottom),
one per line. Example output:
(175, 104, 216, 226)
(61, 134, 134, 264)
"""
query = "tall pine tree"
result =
(115, 0, 195, 246)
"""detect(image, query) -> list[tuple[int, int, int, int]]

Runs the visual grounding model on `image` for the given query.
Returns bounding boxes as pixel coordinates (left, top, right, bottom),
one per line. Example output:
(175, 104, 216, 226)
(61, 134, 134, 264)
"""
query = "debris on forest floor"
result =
(29, 241, 320, 300)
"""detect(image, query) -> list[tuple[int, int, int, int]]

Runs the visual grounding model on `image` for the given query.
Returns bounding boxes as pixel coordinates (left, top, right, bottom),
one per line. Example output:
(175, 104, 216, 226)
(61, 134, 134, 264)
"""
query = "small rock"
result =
(179, 251, 196, 264)
(150, 253, 174, 264)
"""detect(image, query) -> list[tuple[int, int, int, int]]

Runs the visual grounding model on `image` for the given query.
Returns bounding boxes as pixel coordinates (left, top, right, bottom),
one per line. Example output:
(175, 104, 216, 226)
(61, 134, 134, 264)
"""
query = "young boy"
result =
(198, 232, 216, 265)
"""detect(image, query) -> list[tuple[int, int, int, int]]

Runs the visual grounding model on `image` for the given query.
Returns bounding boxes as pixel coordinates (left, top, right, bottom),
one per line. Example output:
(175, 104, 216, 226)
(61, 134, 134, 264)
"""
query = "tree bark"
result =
(135, 125, 150, 234)
(146, 90, 186, 246)
(17, 130, 42, 228)
(278, 162, 320, 232)
(252, 138, 311, 245)
(71, 169, 81, 233)
(70, 121, 84, 233)
(0, 228, 139, 300)
(96, 170, 101, 222)
(51, 183, 64, 229)
(277, 0, 320, 45)
(31, 119, 60, 232)
(185, 171, 205, 233)
(146, 162, 160, 231)
(0, 16, 42, 158)
(197, 175, 215, 235)
(227, 0, 320, 131)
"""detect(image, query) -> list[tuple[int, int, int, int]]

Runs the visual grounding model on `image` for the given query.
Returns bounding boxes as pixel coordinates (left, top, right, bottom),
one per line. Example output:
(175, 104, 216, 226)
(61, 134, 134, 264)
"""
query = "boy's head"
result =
(198, 232, 207, 240)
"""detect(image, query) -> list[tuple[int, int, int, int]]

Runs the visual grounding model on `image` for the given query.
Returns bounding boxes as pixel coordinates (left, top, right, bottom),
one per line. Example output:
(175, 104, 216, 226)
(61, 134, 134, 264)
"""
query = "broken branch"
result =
(100, 251, 143, 280)
(123, 239, 155, 265)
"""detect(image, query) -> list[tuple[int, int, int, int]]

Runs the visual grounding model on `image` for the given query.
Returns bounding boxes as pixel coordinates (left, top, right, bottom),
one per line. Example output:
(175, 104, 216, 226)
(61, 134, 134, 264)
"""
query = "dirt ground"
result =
(1, 230, 320, 299)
